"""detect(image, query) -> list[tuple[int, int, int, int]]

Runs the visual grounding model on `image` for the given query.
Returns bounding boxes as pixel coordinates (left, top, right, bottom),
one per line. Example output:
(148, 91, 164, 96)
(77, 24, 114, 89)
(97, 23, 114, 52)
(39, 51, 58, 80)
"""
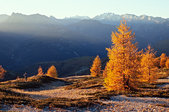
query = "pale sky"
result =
(0, 0, 168, 18)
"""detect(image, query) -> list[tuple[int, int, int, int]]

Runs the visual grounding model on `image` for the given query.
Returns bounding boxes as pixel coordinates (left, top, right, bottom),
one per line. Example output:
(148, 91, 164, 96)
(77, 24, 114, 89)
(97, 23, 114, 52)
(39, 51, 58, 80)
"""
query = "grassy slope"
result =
(0, 69, 169, 109)
(17, 56, 94, 78)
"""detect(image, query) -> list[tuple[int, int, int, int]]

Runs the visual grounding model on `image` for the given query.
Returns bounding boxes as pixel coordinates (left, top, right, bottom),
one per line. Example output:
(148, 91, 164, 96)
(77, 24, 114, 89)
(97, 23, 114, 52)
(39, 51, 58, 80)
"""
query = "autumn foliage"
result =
(166, 58, 169, 69)
(0, 65, 6, 79)
(46, 65, 58, 79)
(102, 63, 108, 78)
(102, 20, 165, 91)
(140, 45, 158, 83)
(90, 55, 101, 77)
(104, 21, 139, 91)
(37, 66, 44, 76)
(160, 53, 167, 68)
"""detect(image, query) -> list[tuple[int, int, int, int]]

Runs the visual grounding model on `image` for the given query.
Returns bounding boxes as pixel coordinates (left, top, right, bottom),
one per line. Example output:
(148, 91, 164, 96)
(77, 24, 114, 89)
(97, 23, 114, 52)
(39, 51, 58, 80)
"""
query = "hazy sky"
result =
(0, 0, 168, 18)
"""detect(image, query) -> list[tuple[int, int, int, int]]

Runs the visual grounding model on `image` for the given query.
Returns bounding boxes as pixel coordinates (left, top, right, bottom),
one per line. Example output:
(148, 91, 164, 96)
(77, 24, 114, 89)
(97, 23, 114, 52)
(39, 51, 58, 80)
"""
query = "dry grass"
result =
(0, 69, 169, 110)
(0, 75, 69, 90)
(31, 97, 103, 109)
(0, 75, 109, 109)
(64, 76, 104, 90)
(12, 88, 99, 99)
(0, 88, 103, 109)
(0, 88, 34, 105)
(158, 68, 169, 79)
(156, 104, 169, 107)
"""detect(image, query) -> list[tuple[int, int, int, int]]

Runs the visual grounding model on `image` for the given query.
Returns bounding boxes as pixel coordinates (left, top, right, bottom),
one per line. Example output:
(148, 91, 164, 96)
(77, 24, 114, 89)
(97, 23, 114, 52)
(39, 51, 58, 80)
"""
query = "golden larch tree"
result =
(140, 45, 158, 83)
(104, 21, 140, 91)
(37, 66, 44, 76)
(46, 65, 58, 78)
(160, 53, 167, 68)
(0, 65, 6, 79)
(102, 63, 108, 78)
(90, 55, 101, 77)
(165, 58, 169, 68)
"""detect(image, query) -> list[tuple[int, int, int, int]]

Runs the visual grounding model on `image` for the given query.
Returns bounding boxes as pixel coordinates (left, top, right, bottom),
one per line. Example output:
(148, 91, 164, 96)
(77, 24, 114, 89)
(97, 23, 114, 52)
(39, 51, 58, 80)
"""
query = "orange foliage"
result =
(37, 66, 44, 76)
(102, 63, 108, 78)
(0, 65, 6, 79)
(166, 58, 169, 69)
(140, 45, 158, 83)
(104, 21, 140, 91)
(160, 53, 167, 68)
(90, 55, 101, 77)
(46, 65, 58, 78)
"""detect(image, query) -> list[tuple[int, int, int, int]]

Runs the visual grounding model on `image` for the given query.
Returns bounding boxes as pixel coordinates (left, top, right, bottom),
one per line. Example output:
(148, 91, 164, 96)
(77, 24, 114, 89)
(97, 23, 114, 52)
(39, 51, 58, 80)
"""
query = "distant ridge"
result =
(93, 13, 169, 24)
(0, 12, 168, 71)
(0, 12, 168, 24)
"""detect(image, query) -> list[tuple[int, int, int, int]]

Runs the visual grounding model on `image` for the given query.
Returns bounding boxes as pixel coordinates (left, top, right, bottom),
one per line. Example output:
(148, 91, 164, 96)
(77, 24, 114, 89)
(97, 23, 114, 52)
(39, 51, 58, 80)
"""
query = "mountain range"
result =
(0, 12, 169, 74)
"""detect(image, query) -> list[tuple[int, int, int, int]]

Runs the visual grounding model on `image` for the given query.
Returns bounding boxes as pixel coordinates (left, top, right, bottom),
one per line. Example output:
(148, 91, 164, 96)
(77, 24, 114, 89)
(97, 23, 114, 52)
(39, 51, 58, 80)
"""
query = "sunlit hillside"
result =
(0, 0, 169, 111)
(0, 13, 169, 71)
(0, 20, 169, 111)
